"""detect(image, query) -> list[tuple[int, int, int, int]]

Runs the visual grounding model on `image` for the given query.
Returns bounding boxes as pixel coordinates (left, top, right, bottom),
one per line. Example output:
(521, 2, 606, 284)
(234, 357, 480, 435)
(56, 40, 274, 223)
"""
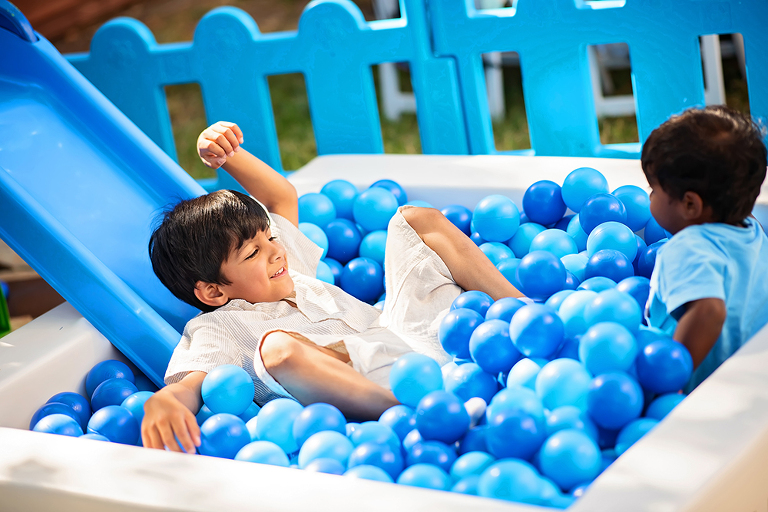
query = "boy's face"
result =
(648, 179, 687, 235)
(217, 228, 294, 304)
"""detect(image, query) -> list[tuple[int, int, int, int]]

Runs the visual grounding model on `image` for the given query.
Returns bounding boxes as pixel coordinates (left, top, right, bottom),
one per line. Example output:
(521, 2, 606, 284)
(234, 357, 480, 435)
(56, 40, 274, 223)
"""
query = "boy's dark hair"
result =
(149, 190, 270, 312)
(641, 105, 767, 225)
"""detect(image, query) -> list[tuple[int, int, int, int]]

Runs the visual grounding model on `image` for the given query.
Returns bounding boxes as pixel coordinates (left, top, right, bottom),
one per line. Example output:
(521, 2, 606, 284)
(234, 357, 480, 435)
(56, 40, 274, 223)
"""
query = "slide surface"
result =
(0, 3, 202, 385)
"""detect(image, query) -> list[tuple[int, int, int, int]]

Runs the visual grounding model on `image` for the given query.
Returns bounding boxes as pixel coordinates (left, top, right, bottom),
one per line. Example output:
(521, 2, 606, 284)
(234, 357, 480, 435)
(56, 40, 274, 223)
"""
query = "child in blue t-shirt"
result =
(642, 105, 768, 390)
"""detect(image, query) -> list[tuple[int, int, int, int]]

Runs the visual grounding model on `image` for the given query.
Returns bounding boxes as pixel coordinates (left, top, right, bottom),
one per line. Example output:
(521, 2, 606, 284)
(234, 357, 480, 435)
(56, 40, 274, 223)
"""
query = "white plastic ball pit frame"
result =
(1, 154, 768, 512)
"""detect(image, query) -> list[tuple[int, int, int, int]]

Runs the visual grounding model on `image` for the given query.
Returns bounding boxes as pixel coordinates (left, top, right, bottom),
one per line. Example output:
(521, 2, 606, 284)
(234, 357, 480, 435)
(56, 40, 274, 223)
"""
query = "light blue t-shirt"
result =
(646, 217, 768, 390)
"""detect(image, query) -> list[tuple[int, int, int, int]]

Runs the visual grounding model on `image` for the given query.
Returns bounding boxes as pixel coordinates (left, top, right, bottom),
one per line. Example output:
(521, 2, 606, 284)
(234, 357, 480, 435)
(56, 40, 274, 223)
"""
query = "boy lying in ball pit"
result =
(642, 105, 768, 392)
(142, 121, 524, 453)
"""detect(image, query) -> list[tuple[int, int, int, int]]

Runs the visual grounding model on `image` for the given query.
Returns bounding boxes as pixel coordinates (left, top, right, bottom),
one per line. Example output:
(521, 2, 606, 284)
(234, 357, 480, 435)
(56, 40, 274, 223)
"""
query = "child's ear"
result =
(681, 191, 705, 220)
(194, 281, 228, 308)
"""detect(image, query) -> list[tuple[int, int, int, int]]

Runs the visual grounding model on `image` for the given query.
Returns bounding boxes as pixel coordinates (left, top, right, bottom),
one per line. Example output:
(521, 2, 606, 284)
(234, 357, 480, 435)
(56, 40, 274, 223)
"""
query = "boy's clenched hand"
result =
(141, 372, 205, 453)
(197, 121, 244, 169)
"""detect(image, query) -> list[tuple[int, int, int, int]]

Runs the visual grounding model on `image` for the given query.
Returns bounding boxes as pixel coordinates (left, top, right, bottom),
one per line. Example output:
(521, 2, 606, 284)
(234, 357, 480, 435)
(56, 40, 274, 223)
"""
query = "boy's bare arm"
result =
(673, 298, 726, 368)
(141, 370, 206, 453)
(197, 121, 299, 226)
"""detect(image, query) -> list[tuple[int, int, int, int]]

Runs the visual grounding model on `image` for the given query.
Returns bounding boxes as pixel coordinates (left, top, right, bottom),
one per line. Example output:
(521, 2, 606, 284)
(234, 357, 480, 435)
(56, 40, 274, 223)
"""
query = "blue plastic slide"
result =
(0, 2, 202, 386)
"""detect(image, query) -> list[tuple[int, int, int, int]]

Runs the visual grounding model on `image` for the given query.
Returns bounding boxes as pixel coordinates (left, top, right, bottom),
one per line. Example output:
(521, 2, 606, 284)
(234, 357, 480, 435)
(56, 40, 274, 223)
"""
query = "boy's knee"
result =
(261, 331, 303, 372)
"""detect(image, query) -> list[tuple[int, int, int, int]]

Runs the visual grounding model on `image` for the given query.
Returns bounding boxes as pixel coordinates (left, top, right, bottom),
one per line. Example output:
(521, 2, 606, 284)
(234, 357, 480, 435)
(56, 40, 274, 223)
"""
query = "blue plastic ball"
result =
(340, 257, 384, 303)
(397, 463, 452, 490)
(358, 230, 387, 266)
(298, 430, 354, 469)
(584, 249, 634, 283)
(635, 239, 666, 279)
(291, 403, 346, 448)
(566, 215, 589, 252)
(469, 319, 521, 374)
(438, 308, 484, 359)
(323, 257, 343, 284)
(587, 372, 644, 430)
(644, 216, 671, 245)
(370, 179, 407, 206)
(485, 406, 546, 461)
(441, 204, 473, 235)
(30, 402, 84, 432)
(523, 180, 567, 226)
(33, 413, 83, 437)
(509, 304, 565, 359)
(316, 260, 334, 284)
(234, 440, 290, 466)
(444, 362, 498, 403)
(558, 290, 598, 338)
(587, 221, 637, 261)
(583, 288, 643, 333)
(450, 451, 496, 481)
(479, 242, 515, 266)
(579, 194, 627, 234)
(344, 465, 394, 482)
(389, 353, 443, 408)
(255, 398, 304, 453)
(633, 234, 648, 268)
(535, 359, 592, 411)
(121, 391, 154, 425)
(645, 393, 686, 420)
(323, 218, 362, 264)
(348, 441, 404, 479)
(378, 405, 416, 441)
(506, 358, 547, 390)
(470, 231, 486, 246)
(85, 360, 135, 399)
(635, 338, 694, 394)
(201, 364, 255, 416)
(616, 276, 651, 311)
(353, 187, 399, 232)
(564, 271, 579, 290)
(415, 390, 470, 444)
(473, 195, 521, 242)
(406, 440, 457, 473)
(87, 405, 140, 445)
(321, 180, 358, 220)
(555, 214, 575, 230)
(300, 458, 345, 474)
(545, 289, 575, 311)
(91, 378, 139, 412)
(80, 433, 110, 442)
(546, 405, 599, 441)
(238, 402, 261, 423)
(579, 322, 638, 375)
(477, 459, 541, 504)
(530, 229, 578, 258)
(612, 185, 651, 231)
(561, 253, 589, 283)
(615, 418, 658, 455)
(497, 258, 523, 291)
(516, 250, 567, 300)
(539, 429, 601, 491)
(485, 297, 525, 322)
(561, 167, 610, 213)
(198, 413, 251, 459)
(507, 222, 547, 258)
(451, 290, 493, 316)
(299, 192, 336, 227)
(46, 392, 91, 430)
(457, 425, 490, 455)
(577, 276, 616, 292)
(299, 222, 329, 259)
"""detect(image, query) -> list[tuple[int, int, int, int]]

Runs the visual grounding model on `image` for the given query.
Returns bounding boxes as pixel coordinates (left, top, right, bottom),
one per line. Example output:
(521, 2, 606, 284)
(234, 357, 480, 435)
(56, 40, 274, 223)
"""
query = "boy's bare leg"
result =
(402, 207, 524, 300)
(260, 331, 398, 420)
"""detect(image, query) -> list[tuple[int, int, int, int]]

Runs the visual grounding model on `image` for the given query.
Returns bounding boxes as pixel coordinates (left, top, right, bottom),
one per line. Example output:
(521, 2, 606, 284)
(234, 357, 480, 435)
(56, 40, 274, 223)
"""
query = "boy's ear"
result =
(681, 191, 706, 220)
(194, 281, 228, 308)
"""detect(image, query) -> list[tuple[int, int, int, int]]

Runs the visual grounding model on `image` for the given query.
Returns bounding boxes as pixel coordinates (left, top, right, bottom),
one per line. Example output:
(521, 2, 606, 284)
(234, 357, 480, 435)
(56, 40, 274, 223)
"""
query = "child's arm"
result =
(141, 371, 206, 453)
(197, 121, 299, 226)
(672, 298, 726, 368)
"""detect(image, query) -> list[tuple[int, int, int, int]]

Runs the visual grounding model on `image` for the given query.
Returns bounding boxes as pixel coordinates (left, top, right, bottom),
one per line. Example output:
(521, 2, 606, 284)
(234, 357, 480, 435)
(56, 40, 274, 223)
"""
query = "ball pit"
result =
(25, 169, 694, 509)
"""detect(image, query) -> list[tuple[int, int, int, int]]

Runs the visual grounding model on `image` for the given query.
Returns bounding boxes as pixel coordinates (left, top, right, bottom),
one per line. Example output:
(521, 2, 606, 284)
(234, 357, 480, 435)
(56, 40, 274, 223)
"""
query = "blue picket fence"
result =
(66, 0, 768, 189)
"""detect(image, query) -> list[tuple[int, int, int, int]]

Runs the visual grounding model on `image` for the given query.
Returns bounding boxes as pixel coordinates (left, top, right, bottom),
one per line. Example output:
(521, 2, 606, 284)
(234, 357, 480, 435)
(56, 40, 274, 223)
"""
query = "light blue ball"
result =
(201, 364, 255, 416)
(299, 192, 336, 227)
(507, 222, 546, 258)
(566, 215, 589, 252)
(560, 253, 589, 283)
(452, 475, 481, 495)
(585, 249, 634, 283)
(303, 457, 347, 475)
(583, 289, 643, 333)
(535, 359, 592, 411)
(539, 429, 601, 491)
(473, 195, 521, 242)
(378, 404, 416, 442)
(406, 439, 458, 473)
(370, 179, 408, 206)
(439, 307, 484, 359)
(353, 187, 399, 232)
(359, 230, 387, 266)
(344, 464, 394, 482)
(612, 185, 651, 232)
(238, 402, 261, 423)
(497, 258, 523, 291)
(389, 353, 443, 408)
(348, 441, 404, 479)
(451, 290, 493, 316)
(348, 421, 401, 452)
(509, 304, 565, 359)
(477, 459, 541, 504)
(578, 322, 638, 375)
(587, 221, 637, 261)
(444, 362, 498, 403)
(545, 405, 599, 441)
(255, 398, 304, 453)
(506, 358, 548, 390)
(299, 222, 329, 258)
(530, 229, 578, 258)
(397, 463, 452, 490)
(615, 418, 658, 455)
(450, 451, 496, 480)
(298, 430, 354, 469)
(485, 296, 526, 322)
(121, 391, 154, 425)
(33, 413, 83, 437)
(545, 289, 575, 311)
(561, 167, 610, 213)
(196, 404, 215, 426)
(558, 290, 599, 338)
(577, 276, 616, 292)
(235, 440, 290, 466)
(292, 403, 347, 448)
(321, 179, 358, 220)
(479, 242, 515, 266)
(645, 393, 686, 420)
(316, 260, 335, 284)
